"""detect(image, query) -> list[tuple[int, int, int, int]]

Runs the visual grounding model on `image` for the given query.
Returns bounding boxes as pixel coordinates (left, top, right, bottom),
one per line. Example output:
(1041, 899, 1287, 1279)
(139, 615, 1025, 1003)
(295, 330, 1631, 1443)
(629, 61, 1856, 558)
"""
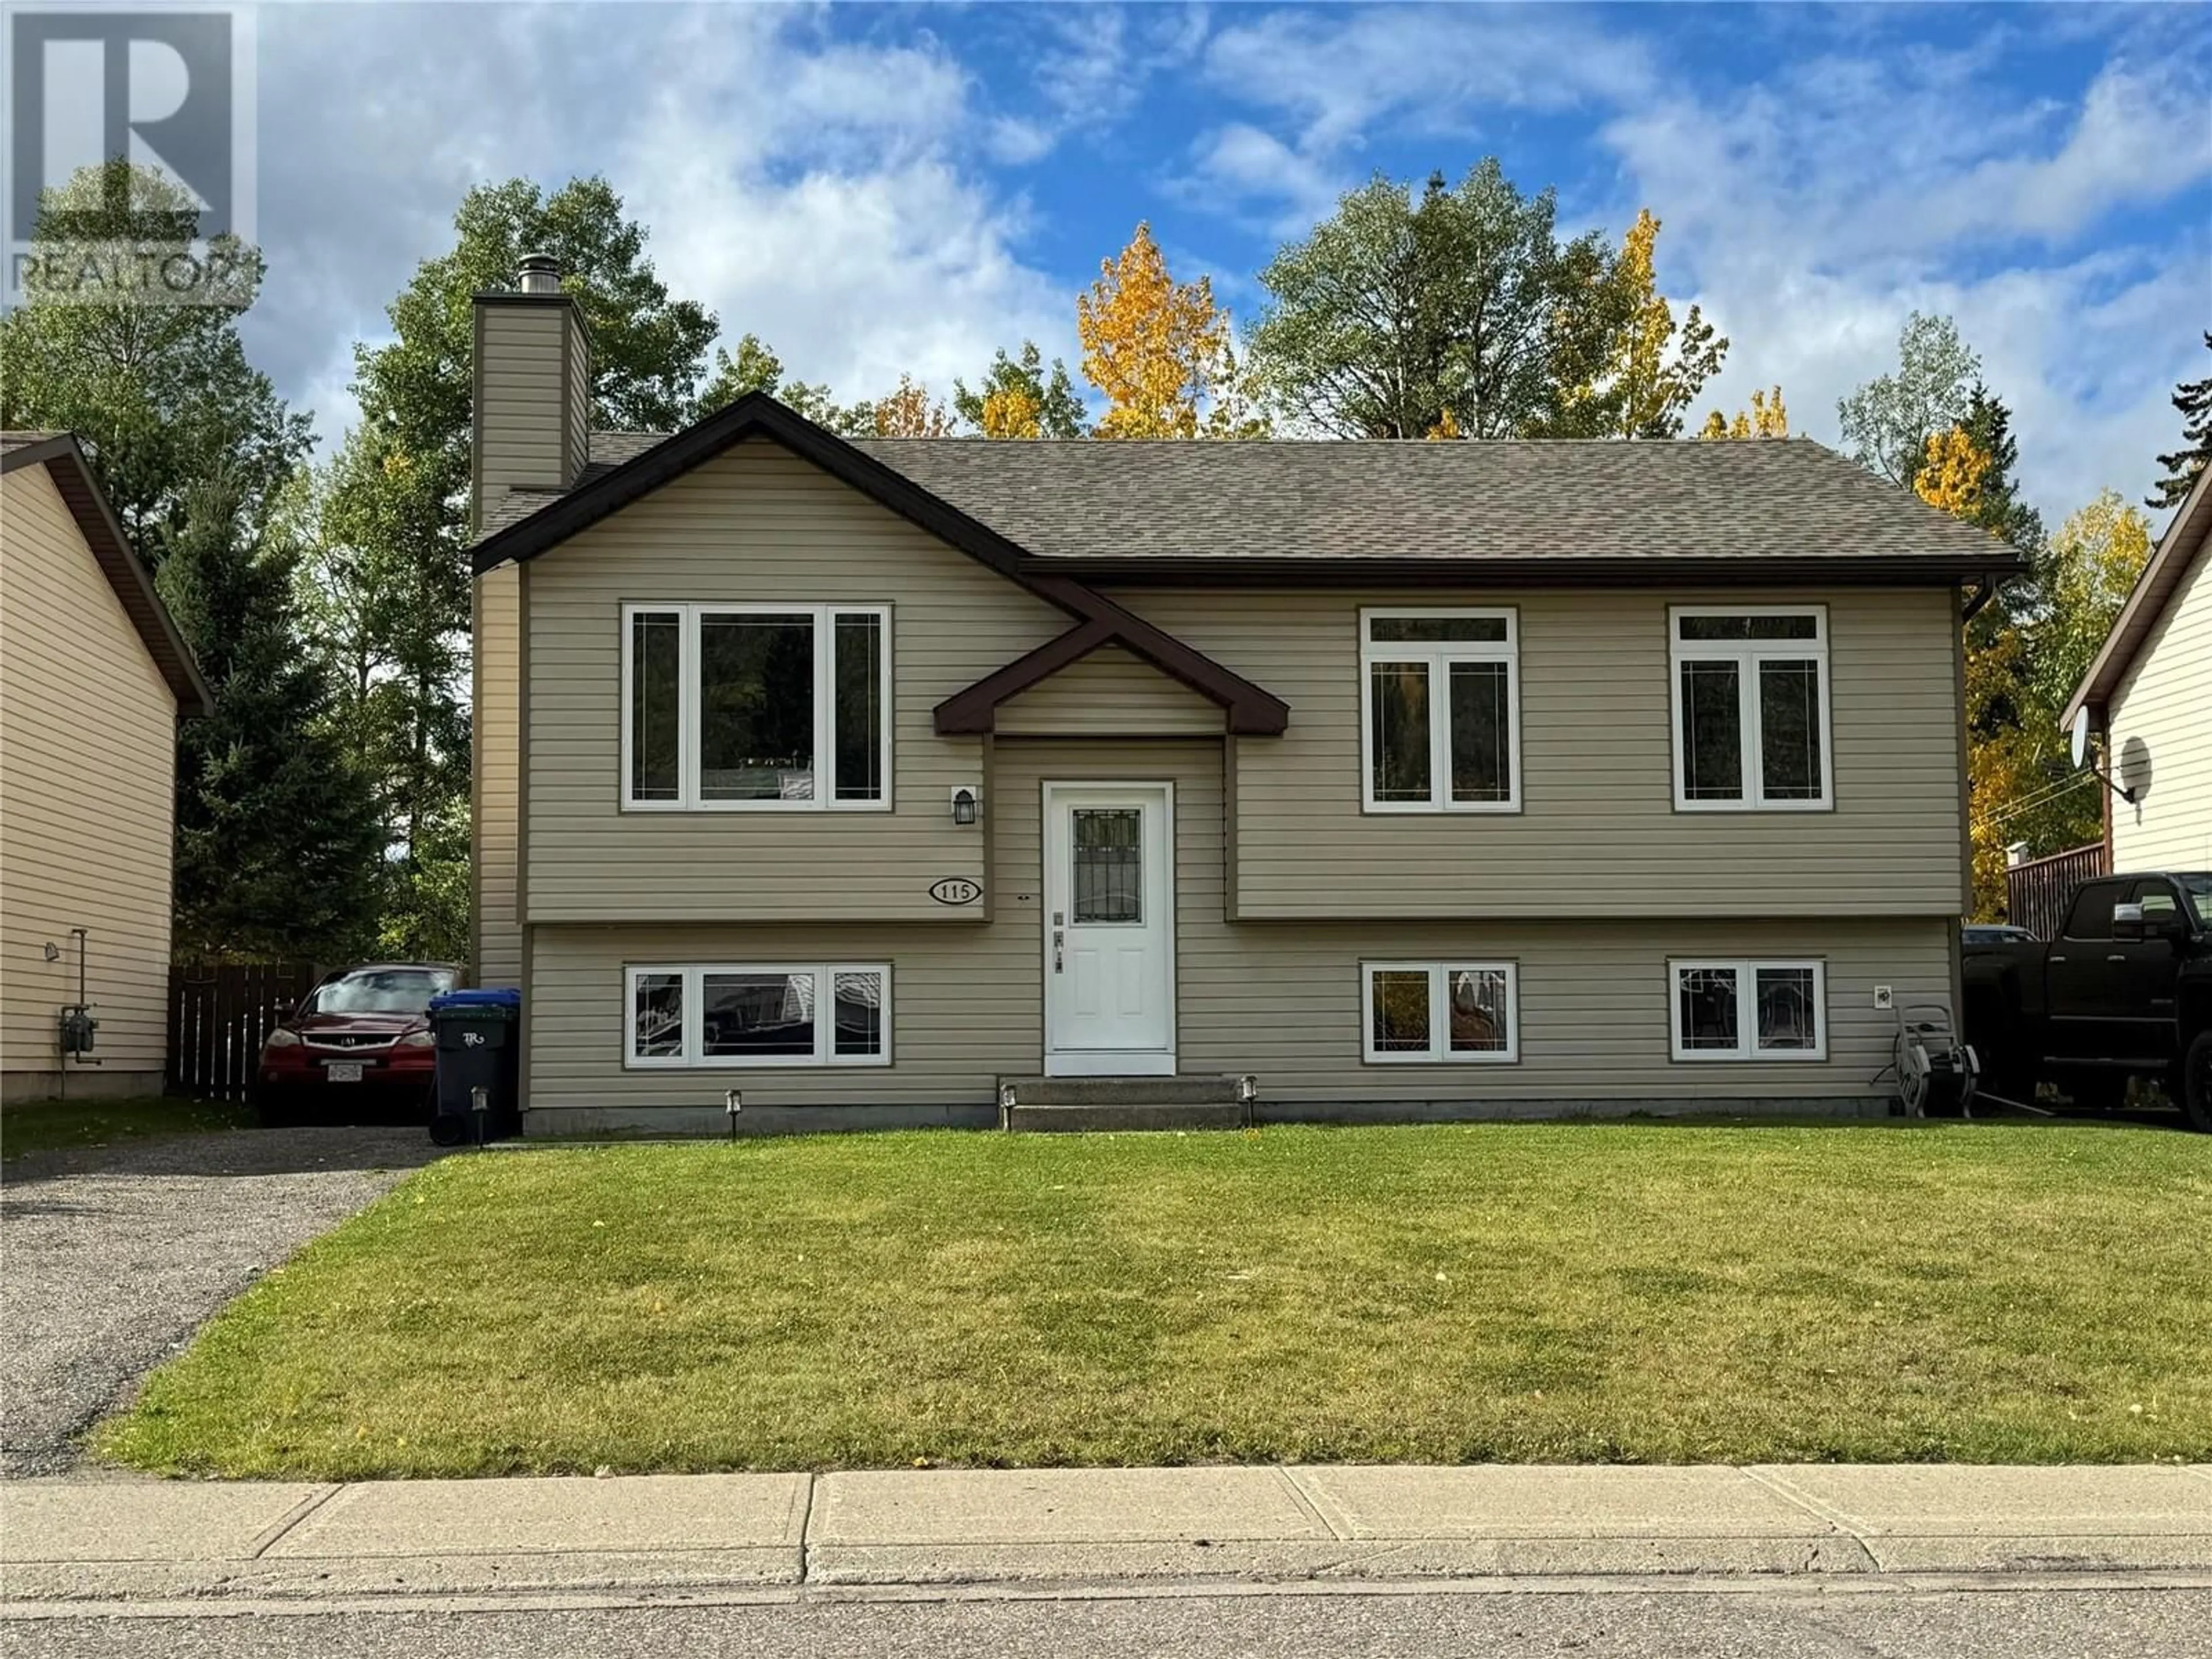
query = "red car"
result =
(254, 963, 462, 1124)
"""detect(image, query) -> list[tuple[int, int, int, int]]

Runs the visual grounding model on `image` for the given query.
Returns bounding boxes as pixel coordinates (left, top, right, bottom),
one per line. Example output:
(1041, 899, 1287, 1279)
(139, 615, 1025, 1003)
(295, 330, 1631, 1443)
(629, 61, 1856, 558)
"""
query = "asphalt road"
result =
(0, 1126, 434, 1476)
(6, 1582, 2210, 1658)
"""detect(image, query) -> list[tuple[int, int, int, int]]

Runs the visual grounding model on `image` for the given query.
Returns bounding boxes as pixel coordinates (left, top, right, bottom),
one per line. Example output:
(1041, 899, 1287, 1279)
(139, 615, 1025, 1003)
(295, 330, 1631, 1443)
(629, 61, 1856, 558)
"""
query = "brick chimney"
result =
(471, 252, 590, 535)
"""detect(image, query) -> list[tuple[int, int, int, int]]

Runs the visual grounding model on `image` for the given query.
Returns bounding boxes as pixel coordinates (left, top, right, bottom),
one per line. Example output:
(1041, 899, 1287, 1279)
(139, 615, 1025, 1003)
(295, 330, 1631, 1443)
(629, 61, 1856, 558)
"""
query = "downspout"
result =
(1960, 574, 2001, 624)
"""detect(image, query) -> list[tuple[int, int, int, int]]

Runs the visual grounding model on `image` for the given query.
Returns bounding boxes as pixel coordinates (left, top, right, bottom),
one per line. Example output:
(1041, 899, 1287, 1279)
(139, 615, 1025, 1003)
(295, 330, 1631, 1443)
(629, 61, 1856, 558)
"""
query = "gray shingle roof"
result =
(534, 429, 2008, 569)
(479, 486, 572, 537)
(849, 437, 2006, 565)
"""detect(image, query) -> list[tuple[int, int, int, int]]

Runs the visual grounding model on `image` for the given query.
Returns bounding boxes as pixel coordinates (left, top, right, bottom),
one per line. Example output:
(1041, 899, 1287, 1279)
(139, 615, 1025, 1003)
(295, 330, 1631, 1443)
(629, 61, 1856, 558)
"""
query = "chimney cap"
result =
(516, 252, 562, 294)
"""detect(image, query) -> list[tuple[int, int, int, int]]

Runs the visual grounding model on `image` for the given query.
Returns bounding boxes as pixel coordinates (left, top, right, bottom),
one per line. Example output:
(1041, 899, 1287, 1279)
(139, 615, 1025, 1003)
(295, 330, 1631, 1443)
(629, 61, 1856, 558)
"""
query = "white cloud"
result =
(1180, 123, 1347, 236)
(1593, 33, 2212, 522)
(1203, 5, 1658, 153)
(234, 3, 1075, 444)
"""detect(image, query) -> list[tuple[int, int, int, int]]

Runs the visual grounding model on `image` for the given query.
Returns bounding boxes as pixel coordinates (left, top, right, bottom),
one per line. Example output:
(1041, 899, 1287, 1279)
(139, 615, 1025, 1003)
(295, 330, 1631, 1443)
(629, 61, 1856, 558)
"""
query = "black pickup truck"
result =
(1961, 872, 2212, 1130)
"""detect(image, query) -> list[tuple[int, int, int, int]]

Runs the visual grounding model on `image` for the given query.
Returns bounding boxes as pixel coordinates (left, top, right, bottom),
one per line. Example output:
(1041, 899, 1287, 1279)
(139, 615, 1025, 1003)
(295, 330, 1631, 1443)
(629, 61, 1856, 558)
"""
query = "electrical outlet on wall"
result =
(1873, 985, 1895, 1010)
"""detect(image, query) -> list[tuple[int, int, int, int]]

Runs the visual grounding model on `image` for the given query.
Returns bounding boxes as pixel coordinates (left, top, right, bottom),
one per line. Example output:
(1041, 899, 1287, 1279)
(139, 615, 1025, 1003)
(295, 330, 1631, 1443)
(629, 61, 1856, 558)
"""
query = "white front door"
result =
(1043, 783, 1175, 1076)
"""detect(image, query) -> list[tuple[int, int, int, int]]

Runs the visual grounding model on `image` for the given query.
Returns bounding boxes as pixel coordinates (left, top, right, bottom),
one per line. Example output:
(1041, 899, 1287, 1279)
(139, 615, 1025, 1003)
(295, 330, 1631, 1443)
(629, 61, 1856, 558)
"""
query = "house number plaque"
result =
(929, 877, 983, 906)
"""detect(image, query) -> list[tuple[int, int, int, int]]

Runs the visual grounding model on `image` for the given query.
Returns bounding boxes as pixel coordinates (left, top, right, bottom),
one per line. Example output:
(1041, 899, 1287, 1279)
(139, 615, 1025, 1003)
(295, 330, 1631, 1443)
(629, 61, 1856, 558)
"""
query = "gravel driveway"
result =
(1, 1126, 435, 1477)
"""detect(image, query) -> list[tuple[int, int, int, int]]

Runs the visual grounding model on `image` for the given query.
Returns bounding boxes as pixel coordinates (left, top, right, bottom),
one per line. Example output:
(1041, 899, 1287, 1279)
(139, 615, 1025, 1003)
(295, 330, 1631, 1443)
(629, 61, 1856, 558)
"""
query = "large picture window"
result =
(1668, 959, 1826, 1061)
(1362, 961, 1519, 1063)
(622, 603, 890, 810)
(624, 964, 890, 1068)
(1669, 608, 1831, 810)
(1359, 610, 1520, 812)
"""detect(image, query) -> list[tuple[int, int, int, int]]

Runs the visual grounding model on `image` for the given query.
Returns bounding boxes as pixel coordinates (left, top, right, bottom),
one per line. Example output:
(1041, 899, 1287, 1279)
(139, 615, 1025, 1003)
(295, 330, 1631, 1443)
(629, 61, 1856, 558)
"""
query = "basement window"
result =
(1362, 961, 1518, 1063)
(1669, 959, 1826, 1060)
(625, 964, 890, 1068)
(623, 603, 890, 810)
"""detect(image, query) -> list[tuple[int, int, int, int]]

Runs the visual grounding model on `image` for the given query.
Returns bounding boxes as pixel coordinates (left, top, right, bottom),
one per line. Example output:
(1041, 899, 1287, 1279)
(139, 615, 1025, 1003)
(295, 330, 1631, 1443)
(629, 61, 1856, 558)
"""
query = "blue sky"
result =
(241, 2, 2211, 526)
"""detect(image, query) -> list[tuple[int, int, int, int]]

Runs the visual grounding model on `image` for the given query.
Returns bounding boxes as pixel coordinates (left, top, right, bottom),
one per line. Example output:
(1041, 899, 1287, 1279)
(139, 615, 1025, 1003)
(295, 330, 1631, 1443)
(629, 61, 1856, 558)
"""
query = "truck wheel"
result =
(2183, 1032, 2212, 1134)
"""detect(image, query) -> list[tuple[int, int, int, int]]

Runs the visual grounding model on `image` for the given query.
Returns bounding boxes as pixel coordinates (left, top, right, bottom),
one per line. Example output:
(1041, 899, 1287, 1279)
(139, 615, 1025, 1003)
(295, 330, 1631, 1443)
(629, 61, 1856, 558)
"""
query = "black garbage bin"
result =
(427, 988, 521, 1145)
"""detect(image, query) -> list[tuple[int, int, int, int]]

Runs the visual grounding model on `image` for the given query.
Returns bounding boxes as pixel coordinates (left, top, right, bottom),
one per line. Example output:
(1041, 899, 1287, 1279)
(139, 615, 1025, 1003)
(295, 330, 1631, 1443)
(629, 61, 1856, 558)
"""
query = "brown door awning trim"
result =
(934, 600, 1289, 738)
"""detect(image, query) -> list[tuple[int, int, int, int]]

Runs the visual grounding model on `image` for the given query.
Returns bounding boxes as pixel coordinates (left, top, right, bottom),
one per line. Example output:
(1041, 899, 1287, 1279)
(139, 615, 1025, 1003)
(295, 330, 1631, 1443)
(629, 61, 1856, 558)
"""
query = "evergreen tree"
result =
(2, 161, 373, 957)
(158, 472, 381, 961)
(325, 176, 718, 953)
(2149, 331, 2211, 510)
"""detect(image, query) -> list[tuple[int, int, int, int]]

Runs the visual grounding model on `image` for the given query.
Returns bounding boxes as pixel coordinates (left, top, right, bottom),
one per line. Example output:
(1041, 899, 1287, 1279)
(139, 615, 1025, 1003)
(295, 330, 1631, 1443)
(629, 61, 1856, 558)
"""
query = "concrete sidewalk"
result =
(5, 1464, 2211, 1604)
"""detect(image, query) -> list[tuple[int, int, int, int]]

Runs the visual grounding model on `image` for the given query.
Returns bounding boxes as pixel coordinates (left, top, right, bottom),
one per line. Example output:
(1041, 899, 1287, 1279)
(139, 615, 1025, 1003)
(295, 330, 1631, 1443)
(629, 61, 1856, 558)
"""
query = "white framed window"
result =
(624, 964, 891, 1068)
(1359, 609, 1521, 813)
(622, 603, 891, 811)
(1669, 607, 1831, 810)
(1362, 961, 1519, 1063)
(1668, 959, 1826, 1061)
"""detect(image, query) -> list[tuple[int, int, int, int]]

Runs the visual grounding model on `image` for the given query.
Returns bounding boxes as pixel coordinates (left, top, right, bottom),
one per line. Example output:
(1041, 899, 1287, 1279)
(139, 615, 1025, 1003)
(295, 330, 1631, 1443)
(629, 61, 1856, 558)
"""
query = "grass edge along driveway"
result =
(99, 1122, 2212, 1478)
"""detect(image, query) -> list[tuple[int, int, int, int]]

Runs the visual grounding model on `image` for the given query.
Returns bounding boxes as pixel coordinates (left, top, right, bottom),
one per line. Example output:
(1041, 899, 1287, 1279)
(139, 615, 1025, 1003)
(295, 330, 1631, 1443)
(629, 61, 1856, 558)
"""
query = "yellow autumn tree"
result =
(1961, 626, 2044, 919)
(1698, 387, 1789, 440)
(868, 374, 956, 438)
(1915, 425, 1990, 518)
(1077, 222, 1243, 440)
(1566, 209, 1728, 439)
(1918, 424, 2022, 916)
(978, 387, 1041, 440)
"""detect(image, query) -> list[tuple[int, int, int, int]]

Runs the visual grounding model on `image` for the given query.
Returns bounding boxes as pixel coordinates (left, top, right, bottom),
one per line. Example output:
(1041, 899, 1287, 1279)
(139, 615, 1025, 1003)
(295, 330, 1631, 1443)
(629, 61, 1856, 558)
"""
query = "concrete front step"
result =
(998, 1073, 1248, 1109)
(997, 1075, 1254, 1131)
(1006, 1101, 1251, 1134)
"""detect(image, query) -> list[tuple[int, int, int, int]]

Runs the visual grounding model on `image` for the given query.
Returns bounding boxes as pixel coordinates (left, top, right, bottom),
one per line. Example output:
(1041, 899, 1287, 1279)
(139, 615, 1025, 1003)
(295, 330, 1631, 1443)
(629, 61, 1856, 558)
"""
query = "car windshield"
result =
(2181, 874, 2212, 928)
(304, 968, 455, 1016)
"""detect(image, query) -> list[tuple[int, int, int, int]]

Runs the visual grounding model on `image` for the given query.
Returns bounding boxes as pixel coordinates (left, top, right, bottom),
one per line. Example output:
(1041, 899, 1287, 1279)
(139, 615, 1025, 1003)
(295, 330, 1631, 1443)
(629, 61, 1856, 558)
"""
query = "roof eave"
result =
(1022, 552, 2027, 588)
(2065, 464, 2212, 727)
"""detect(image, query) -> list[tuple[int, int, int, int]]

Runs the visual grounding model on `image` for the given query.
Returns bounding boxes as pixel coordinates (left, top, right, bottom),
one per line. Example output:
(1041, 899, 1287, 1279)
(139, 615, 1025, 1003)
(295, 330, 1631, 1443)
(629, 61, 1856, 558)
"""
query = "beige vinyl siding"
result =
(996, 644, 1225, 736)
(1105, 586, 1965, 919)
(473, 561, 524, 987)
(2109, 527, 2211, 870)
(524, 438, 1071, 923)
(524, 735, 1947, 1119)
(474, 303, 578, 512)
(0, 465, 177, 1085)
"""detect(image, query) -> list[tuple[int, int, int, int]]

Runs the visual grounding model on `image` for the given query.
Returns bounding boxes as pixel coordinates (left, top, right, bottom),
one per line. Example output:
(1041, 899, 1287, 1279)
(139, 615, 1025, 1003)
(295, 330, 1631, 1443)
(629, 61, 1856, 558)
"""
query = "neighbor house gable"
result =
(2065, 463, 2211, 728)
(0, 433, 209, 715)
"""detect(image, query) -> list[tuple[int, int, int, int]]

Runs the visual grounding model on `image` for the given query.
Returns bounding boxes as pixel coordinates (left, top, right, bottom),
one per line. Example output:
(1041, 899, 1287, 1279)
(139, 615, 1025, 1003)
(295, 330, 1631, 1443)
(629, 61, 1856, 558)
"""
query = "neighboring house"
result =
(2065, 466, 2212, 872)
(1, 433, 209, 1103)
(469, 259, 2020, 1134)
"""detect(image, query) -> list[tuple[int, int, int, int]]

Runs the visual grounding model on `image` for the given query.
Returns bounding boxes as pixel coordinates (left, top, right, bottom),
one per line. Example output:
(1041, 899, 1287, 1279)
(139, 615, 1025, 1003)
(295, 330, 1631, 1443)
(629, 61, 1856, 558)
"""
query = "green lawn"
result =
(97, 1122, 2212, 1478)
(1, 1095, 251, 1160)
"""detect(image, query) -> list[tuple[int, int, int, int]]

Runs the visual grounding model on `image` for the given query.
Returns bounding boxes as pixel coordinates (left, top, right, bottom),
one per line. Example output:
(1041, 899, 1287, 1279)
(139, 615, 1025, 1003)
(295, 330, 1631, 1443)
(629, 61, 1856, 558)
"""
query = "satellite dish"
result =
(2068, 707, 2090, 769)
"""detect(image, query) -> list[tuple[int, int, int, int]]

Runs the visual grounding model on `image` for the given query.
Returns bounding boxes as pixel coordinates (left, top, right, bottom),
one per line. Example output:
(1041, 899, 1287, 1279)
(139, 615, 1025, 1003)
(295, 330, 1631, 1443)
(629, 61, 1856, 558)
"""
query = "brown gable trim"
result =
(935, 607, 1290, 737)
(2065, 463, 2211, 726)
(1021, 575, 1290, 735)
(474, 392, 1290, 737)
(1, 435, 210, 716)
(935, 619, 1116, 734)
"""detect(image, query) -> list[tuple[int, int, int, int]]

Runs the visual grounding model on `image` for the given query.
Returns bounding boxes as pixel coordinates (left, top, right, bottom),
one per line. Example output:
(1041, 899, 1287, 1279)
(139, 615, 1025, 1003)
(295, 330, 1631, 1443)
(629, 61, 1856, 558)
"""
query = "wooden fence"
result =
(166, 961, 319, 1102)
(2004, 843, 2109, 940)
